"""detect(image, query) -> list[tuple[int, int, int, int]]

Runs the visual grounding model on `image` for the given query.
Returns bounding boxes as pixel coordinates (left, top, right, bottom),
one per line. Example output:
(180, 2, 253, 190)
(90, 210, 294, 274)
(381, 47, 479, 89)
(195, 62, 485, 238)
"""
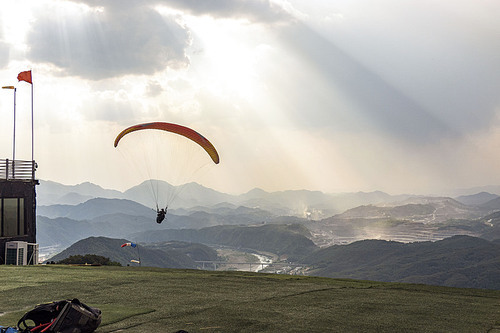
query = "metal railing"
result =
(0, 159, 37, 180)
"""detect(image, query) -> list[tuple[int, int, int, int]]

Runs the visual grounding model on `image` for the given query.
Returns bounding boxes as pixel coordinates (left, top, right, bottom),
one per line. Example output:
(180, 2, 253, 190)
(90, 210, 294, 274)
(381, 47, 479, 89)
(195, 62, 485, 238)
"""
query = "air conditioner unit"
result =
(5, 241, 28, 265)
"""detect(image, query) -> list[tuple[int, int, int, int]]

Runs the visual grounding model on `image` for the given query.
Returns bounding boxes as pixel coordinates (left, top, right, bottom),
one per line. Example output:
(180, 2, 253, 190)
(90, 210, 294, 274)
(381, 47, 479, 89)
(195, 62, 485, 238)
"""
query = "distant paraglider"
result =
(156, 207, 167, 224)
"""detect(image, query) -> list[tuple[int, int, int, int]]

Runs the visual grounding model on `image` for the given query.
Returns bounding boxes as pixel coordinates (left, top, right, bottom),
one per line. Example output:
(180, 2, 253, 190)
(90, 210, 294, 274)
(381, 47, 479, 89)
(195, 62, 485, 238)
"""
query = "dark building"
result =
(0, 159, 38, 264)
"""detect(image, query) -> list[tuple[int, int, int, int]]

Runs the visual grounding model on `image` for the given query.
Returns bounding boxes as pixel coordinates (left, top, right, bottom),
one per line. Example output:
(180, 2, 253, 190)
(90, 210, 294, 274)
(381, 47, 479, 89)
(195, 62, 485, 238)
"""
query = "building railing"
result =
(0, 159, 37, 180)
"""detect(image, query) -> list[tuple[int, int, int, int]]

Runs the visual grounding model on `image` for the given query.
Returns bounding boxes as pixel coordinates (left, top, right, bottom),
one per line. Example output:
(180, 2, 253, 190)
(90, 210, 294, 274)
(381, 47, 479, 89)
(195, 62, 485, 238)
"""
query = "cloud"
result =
(24, 0, 293, 80)
(161, 0, 293, 23)
(0, 21, 9, 68)
(145, 80, 163, 97)
(26, 1, 190, 80)
(73, 0, 293, 23)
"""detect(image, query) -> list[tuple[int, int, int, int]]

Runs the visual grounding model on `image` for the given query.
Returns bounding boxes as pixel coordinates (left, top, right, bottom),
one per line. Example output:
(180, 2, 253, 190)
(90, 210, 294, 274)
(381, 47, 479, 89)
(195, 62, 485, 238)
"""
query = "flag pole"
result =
(137, 245, 141, 267)
(31, 71, 34, 162)
(13, 87, 16, 162)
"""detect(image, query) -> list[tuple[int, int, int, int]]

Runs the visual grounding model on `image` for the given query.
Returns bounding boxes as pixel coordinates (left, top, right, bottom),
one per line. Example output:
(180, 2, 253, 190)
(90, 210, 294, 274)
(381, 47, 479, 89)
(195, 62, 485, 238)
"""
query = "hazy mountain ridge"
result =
(310, 216, 499, 248)
(479, 196, 500, 211)
(37, 180, 500, 218)
(37, 214, 155, 251)
(337, 203, 435, 219)
(36, 198, 308, 255)
(455, 192, 500, 206)
(304, 235, 500, 289)
(37, 216, 96, 250)
(305, 195, 499, 247)
(35, 180, 500, 262)
(335, 197, 485, 223)
(37, 180, 124, 205)
(130, 224, 318, 260)
(33, 180, 423, 218)
(476, 211, 500, 241)
(37, 198, 154, 220)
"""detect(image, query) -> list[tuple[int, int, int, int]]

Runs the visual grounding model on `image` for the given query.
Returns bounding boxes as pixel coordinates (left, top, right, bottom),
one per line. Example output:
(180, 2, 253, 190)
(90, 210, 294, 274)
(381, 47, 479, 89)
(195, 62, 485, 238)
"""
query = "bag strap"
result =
(17, 301, 69, 332)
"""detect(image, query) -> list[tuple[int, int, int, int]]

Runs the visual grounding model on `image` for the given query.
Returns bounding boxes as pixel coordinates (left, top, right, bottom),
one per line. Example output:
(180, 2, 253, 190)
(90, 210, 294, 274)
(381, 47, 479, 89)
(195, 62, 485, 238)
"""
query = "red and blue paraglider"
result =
(121, 242, 140, 265)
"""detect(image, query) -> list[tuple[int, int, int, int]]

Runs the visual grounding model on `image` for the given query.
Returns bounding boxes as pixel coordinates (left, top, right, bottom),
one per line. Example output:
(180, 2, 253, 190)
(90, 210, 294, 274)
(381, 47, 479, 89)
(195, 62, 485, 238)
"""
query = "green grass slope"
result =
(0, 266, 499, 332)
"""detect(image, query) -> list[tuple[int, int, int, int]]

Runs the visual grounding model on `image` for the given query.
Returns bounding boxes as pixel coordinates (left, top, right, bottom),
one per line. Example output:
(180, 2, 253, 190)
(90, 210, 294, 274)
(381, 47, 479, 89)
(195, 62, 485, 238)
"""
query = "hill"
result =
(480, 196, 500, 211)
(478, 210, 500, 241)
(144, 241, 219, 261)
(304, 235, 500, 289)
(37, 198, 154, 220)
(131, 224, 319, 260)
(47, 236, 216, 268)
(36, 213, 159, 251)
(0, 266, 498, 332)
(310, 196, 498, 246)
(37, 180, 123, 205)
(35, 198, 311, 256)
(455, 191, 499, 205)
(336, 197, 485, 222)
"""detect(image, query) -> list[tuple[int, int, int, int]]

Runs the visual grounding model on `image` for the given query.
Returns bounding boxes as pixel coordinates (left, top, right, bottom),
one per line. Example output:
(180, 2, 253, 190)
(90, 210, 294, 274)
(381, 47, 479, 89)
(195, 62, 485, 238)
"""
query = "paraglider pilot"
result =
(156, 207, 167, 224)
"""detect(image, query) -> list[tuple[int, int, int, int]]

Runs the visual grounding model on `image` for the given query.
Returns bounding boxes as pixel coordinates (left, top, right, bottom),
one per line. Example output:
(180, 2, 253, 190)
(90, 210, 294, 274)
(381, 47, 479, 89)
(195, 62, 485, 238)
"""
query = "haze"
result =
(0, 0, 498, 195)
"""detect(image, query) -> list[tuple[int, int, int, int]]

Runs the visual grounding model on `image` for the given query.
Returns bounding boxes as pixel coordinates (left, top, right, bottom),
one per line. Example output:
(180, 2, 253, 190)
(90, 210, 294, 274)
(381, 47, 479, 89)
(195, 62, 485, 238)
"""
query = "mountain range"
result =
(51, 234, 500, 290)
(303, 235, 500, 289)
(36, 180, 500, 255)
(35, 180, 500, 290)
(37, 179, 500, 218)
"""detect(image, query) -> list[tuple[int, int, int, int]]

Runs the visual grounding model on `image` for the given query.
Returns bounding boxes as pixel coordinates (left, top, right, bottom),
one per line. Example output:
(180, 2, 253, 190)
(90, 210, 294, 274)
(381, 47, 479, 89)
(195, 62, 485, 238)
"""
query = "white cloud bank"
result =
(0, 0, 499, 196)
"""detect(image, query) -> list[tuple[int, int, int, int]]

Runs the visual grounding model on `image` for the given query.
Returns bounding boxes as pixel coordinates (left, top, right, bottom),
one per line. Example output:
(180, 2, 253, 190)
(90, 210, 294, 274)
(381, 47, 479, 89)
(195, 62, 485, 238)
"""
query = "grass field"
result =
(0, 265, 499, 332)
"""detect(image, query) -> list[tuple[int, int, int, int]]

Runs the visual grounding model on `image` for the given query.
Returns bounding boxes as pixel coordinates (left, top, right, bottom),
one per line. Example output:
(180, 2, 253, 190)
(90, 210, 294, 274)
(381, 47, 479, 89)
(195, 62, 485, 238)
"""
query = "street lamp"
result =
(2, 85, 16, 162)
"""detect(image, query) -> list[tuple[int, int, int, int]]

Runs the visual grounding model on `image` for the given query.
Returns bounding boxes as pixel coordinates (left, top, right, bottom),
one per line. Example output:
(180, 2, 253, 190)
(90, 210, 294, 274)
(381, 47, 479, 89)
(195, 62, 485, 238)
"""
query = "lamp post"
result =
(2, 86, 16, 162)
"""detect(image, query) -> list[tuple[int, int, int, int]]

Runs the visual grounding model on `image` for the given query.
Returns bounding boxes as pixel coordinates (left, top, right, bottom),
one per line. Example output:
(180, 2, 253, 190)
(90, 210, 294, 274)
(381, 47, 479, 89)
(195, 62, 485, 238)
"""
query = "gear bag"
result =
(17, 299, 101, 333)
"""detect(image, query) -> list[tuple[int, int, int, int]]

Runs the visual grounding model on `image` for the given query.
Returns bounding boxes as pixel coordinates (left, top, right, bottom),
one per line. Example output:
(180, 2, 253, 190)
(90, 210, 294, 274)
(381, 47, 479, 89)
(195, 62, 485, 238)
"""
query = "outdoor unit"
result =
(5, 241, 28, 265)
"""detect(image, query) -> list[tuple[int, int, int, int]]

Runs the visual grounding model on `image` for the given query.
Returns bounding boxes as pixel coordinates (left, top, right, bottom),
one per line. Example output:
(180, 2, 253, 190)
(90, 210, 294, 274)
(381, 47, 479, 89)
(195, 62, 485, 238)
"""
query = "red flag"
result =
(17, 70, 32, 84)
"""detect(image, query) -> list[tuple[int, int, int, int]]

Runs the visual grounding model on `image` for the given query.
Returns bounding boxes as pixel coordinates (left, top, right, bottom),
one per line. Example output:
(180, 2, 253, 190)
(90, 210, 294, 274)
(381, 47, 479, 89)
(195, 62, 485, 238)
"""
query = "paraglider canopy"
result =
(114, 122, 219, 164)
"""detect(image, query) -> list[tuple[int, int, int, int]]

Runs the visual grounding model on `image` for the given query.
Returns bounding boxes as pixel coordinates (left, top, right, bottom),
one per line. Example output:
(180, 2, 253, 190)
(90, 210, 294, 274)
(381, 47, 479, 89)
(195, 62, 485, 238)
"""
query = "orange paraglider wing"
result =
(114, 122, 219, 164)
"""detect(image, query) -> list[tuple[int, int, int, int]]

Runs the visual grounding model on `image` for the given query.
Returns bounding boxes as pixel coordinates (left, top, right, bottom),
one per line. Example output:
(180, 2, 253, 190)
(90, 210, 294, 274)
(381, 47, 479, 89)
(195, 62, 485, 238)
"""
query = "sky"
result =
(0, 0, 499, 195)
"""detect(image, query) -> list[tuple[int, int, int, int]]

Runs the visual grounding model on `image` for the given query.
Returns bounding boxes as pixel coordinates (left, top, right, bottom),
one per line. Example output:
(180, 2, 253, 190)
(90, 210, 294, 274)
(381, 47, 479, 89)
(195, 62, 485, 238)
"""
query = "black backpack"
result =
(17, 299, 101, 333)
